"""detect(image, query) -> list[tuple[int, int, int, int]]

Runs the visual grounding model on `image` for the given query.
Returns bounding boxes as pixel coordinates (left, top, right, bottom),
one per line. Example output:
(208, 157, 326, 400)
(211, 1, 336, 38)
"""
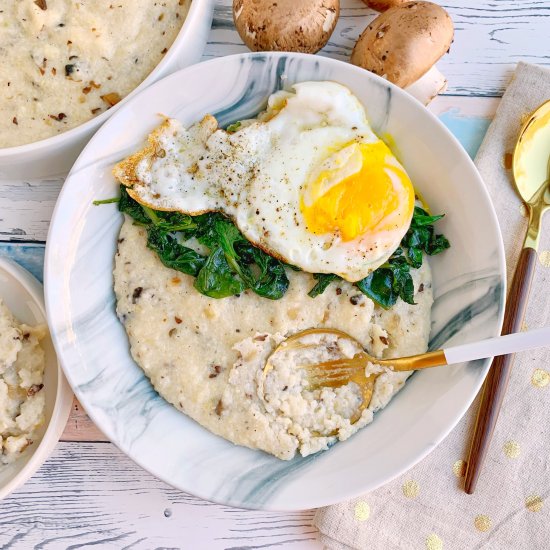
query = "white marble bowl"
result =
(0, 258, 73, 500)
(0, 0, 214, 180)
(44, 53, 506, 510)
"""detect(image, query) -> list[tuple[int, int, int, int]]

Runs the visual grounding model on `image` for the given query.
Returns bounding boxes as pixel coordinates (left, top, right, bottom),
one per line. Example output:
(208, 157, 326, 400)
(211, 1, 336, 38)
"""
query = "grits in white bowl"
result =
(114, 220, 433, 460)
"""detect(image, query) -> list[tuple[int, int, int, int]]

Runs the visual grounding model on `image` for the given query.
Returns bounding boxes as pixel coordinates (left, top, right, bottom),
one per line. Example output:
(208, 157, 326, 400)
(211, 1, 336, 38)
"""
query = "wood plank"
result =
(61, 398, 108, 442)
(431, 95, 499, 118)
(0, 442, 320, 550)
(206, 0, 550, 97)
(0, 179, 62, 243)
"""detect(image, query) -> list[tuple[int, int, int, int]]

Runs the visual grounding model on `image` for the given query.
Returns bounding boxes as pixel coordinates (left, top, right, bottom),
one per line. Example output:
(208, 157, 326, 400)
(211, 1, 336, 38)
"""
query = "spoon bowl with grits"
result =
(263, 325, 550, 424)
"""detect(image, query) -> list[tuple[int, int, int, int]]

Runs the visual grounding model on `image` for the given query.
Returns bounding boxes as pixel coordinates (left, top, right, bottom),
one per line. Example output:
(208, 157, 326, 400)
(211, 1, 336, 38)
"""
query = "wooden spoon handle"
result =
(464, 246, 538, 494)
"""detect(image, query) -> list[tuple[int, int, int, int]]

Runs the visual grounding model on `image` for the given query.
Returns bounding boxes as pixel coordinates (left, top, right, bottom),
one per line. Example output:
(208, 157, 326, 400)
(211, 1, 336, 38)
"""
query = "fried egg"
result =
(113, 81, 415, 282)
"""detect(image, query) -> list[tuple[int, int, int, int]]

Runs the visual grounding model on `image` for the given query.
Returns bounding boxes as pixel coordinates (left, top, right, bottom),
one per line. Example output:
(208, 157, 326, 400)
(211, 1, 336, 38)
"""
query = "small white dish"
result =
(0, 257, 73, 500)
(0, 0, 214, 180)
(45, 52, 506, 510)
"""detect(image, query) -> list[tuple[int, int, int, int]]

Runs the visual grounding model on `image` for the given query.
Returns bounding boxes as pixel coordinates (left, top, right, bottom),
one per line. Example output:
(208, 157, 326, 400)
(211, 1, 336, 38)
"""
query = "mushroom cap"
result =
(233, 0, 340, 54)
(351, 1, 454, 88)
(361, 0, 408, 12)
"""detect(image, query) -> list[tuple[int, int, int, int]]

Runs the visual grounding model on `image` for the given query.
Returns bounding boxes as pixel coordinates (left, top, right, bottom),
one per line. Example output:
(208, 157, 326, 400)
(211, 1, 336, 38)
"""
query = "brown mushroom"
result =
(233, 0, 340, 54)
(361, 0, 408, 12)
(351, 1, 454, 104)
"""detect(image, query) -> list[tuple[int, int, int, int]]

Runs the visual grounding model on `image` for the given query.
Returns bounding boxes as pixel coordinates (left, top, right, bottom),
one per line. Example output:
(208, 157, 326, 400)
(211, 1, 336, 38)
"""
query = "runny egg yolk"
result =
(301, 141, 415, 242)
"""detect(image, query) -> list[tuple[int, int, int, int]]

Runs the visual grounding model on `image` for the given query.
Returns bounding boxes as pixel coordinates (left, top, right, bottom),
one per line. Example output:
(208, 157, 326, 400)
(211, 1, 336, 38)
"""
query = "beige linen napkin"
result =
(314, 61, 550, 550)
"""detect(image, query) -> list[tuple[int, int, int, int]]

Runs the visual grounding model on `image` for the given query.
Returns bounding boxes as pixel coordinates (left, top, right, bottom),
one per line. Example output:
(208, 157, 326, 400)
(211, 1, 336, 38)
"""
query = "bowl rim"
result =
(0, 0, 210, 158)
(44, 51, 506, 510)
(0, 257, 73, 501)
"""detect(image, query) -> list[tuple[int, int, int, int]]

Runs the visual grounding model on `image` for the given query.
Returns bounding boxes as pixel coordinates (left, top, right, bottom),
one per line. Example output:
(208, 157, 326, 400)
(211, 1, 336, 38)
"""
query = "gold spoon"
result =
(464, 100, 550, 494)
(262, 325, 550, 425)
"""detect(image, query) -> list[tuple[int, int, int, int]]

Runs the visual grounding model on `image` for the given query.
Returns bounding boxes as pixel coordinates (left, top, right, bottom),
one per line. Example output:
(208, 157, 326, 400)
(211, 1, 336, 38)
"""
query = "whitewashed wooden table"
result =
(0, 1, 548, 548)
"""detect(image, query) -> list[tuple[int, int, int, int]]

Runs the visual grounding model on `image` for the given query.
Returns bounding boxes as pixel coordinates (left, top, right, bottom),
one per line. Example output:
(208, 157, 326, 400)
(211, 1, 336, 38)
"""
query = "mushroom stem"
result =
(404, 65, 448, 105)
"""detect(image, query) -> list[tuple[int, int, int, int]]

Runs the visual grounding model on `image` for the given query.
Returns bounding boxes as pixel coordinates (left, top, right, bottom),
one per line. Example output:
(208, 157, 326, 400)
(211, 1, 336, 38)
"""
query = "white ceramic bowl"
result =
(0, 257, 73, 500)
(44, 53, 506, 511)
(0, 0, 214, 180)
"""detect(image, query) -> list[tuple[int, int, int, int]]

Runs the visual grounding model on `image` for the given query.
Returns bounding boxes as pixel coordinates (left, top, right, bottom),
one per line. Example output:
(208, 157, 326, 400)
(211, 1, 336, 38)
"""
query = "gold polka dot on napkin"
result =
(402, 480, 420, 498)
(354, 501, 371, 521)
(503, 440, 521, 458)
(531, 369, 549, 388)
(452, 460, 466, 478)
(538, 250, 550, 267)
(474, 515, 492, 532)
(426, 533, 443, 550)
(525, 495, 544, 512)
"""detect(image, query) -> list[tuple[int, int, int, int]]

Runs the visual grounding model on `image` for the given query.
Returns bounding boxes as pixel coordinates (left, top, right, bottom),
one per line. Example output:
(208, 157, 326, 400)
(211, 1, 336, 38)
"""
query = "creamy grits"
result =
(0, 0, 190, 147)
(0, 299, 46, 466)
(114, 219, 433, 460)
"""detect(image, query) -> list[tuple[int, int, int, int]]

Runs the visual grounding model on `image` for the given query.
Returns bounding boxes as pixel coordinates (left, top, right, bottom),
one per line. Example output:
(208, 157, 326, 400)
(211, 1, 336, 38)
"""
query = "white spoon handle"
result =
(444, 326, 550, 365)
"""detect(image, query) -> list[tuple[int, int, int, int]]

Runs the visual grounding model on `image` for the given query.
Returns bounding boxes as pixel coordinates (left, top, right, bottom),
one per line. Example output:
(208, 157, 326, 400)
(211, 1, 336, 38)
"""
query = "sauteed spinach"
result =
(106, 186, 448, 307)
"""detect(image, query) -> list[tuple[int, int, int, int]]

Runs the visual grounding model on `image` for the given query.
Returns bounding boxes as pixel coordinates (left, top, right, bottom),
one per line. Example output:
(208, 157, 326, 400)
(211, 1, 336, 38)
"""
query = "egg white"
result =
(122, 81, 414, 282)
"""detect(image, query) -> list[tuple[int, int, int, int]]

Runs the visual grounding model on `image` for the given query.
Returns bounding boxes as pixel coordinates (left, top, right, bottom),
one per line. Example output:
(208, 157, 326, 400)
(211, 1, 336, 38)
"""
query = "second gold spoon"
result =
(464, 99, 550, 494)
